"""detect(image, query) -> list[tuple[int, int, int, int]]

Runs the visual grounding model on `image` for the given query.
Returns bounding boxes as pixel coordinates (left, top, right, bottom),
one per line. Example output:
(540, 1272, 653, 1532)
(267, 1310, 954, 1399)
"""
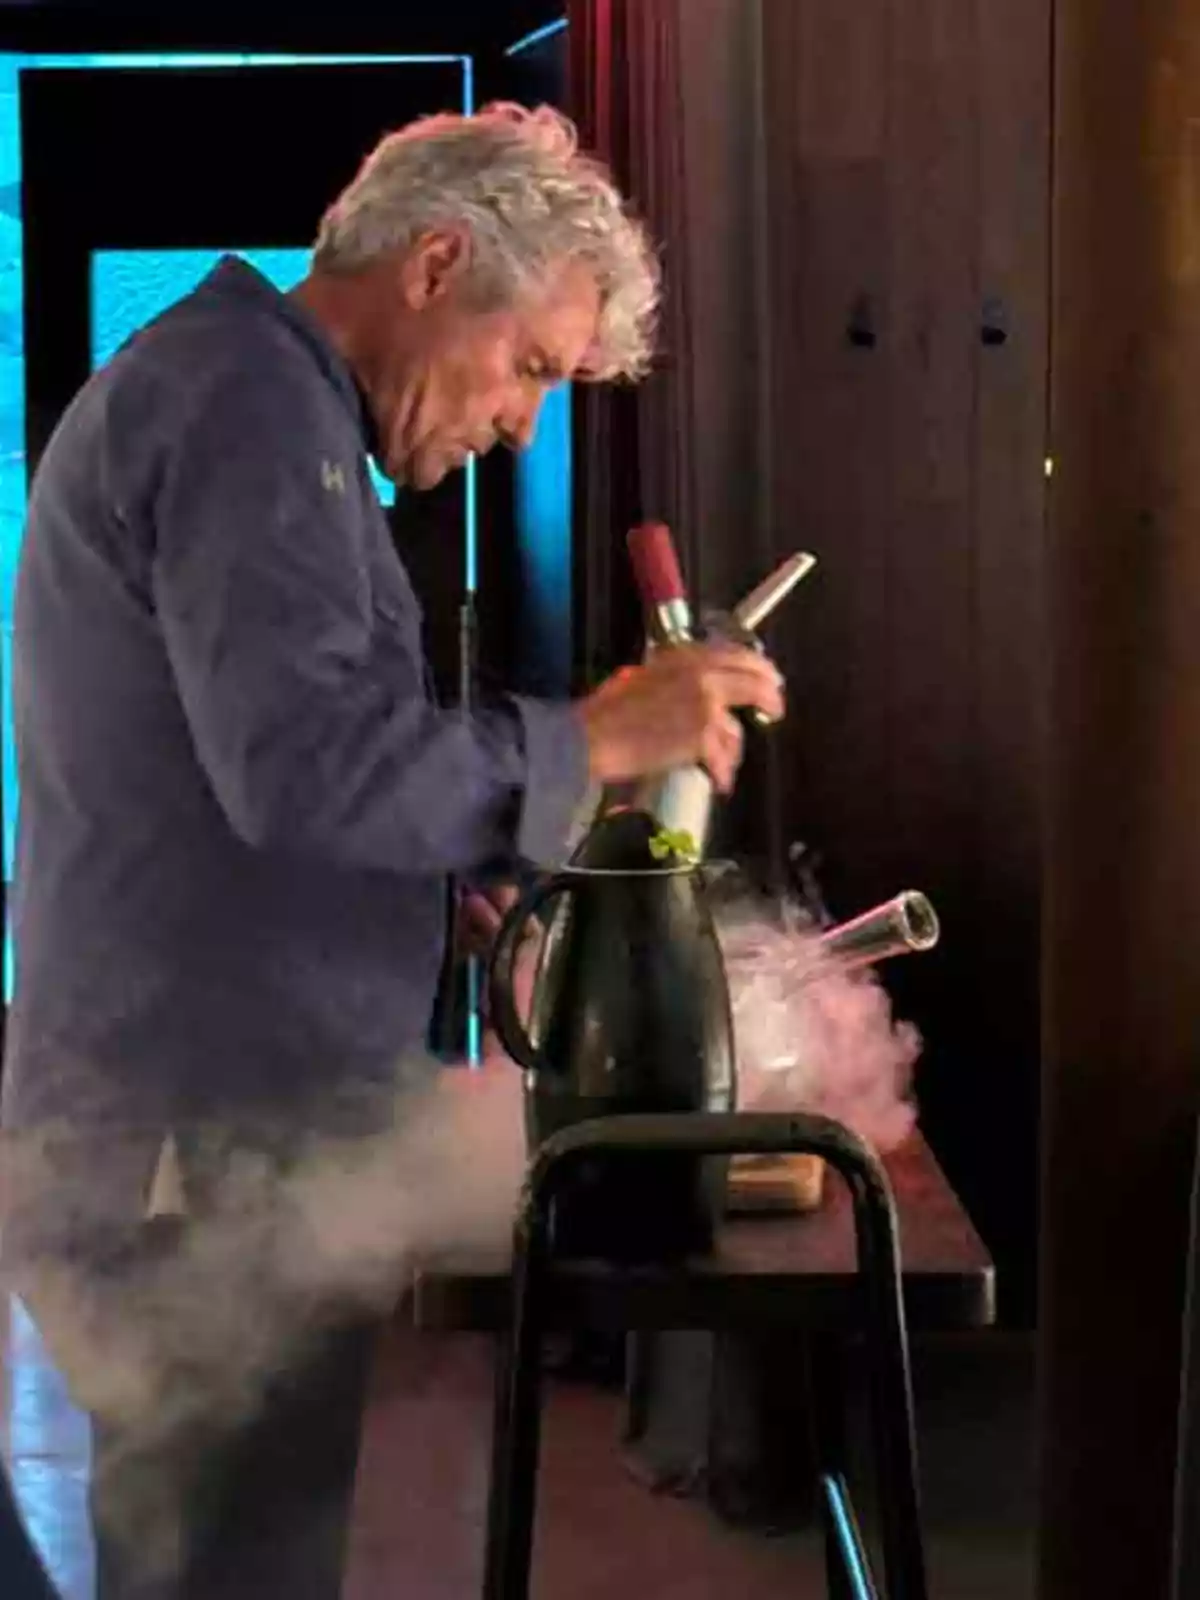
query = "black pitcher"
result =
(487, 810, 735, 1262)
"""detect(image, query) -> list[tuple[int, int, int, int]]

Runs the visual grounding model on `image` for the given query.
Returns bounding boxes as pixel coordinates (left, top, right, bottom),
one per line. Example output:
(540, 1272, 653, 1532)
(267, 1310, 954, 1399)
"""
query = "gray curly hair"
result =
(313, 102, 661, 383)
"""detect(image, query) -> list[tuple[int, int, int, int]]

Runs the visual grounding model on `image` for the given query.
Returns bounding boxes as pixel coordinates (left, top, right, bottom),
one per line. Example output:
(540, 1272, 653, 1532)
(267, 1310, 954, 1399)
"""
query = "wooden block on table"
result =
(726, 1152, 826, 1214)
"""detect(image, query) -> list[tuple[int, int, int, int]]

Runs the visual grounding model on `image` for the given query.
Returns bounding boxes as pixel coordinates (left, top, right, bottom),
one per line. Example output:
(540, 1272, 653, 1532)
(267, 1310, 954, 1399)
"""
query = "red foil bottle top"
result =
(627, 521, 688, 609)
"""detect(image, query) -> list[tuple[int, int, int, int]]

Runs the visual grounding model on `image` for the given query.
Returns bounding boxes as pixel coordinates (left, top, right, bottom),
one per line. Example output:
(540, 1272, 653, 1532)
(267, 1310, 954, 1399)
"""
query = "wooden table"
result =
(413, 1134, 995, 1336)
(407, 1125, 991, 1600)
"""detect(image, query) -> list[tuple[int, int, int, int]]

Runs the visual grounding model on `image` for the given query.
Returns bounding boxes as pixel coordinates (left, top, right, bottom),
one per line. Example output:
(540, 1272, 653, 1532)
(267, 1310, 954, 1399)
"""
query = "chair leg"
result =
(851, 1171, 929, 1600)
(810, 1335, 879, 1600)
(482, 1227, 551, 1600)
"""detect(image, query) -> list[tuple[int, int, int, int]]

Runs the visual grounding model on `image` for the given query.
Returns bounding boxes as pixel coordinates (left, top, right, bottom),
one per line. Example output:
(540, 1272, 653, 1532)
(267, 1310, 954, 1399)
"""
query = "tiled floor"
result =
(3, 1299, 1036, 1599)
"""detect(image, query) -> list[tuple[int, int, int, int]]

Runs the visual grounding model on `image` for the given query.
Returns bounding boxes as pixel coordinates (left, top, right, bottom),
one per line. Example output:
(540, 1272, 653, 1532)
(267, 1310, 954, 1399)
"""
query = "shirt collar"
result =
(197, 255, 382, 458)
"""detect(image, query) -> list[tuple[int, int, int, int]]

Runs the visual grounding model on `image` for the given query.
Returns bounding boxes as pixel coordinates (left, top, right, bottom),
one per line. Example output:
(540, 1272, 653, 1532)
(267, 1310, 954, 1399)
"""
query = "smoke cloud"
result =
(713, 892, 922, 1152)
(0, 886, 921, 1582)
(0, 1060, 528, 1584)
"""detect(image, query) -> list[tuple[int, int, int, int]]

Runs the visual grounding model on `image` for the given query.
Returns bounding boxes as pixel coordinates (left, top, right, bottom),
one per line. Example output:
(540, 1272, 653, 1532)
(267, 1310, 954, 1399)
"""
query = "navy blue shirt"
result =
(2, 257, 588, 1137)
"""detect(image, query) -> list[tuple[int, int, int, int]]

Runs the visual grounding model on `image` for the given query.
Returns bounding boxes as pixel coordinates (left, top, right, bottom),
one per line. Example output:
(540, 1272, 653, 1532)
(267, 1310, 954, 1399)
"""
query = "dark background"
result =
(0, 0, 561, 55)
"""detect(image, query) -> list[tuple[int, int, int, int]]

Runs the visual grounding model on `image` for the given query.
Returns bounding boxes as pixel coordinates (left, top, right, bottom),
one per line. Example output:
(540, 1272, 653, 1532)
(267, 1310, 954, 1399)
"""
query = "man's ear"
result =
(398, 228, 472, 309)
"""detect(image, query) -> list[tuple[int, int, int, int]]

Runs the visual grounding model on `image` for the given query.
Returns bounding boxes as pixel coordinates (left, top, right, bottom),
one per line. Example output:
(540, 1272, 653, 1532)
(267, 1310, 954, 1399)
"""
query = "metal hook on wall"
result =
(981, 297, 1010, 346)
(846, 293, 879, 349)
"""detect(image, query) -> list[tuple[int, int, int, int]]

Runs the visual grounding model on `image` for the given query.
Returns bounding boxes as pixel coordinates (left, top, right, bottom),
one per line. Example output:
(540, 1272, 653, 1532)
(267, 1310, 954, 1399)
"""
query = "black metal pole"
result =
(845, 1156, 927, 1598)
(482, 1192, 552, 1600)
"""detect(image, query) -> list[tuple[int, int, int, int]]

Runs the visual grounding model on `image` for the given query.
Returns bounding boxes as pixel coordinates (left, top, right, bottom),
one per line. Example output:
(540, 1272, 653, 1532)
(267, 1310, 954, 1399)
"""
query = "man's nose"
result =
(498, 396, 543, 452)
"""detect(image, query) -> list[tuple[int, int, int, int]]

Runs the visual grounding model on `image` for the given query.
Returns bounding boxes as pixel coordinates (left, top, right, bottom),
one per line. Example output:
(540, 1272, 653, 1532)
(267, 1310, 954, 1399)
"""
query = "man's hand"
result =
(457, 883, 520, 959)
(575, 643, 785, 795)
(455, 883, 544, 1070)
(458, 883, 540, 1070)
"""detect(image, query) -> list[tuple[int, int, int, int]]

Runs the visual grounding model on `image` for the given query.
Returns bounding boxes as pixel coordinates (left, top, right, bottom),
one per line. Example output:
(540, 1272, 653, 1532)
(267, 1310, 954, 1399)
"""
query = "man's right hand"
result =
(575, 643, 786, 795)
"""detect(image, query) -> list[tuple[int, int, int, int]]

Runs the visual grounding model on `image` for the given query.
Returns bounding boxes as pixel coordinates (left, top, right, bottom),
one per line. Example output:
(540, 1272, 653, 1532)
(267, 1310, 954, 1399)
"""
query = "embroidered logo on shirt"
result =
(321, 460, 347, 495)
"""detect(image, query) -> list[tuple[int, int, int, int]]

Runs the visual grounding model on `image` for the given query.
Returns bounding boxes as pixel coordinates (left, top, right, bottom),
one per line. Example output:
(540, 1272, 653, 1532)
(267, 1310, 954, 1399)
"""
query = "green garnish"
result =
(649, 826, 700, 865)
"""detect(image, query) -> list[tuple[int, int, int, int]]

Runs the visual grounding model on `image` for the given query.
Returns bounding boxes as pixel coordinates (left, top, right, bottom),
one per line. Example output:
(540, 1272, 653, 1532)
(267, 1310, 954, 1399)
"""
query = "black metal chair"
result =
(481, 1111, 929, 1600)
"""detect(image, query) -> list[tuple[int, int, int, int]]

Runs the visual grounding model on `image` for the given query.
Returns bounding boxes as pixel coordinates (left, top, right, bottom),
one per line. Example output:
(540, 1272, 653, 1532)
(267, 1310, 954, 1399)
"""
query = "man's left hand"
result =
(457, 883, 521, 959)
(457, 883, 543, 1068)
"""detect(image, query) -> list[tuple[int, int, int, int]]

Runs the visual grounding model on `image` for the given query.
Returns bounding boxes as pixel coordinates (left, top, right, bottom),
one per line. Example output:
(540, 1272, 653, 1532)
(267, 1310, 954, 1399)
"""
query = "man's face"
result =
(366, 236, 601, 490)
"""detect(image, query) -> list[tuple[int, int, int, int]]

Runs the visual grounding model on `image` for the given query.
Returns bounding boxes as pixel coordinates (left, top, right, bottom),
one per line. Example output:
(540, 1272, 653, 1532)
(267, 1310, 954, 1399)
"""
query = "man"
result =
(0, 104, 783, 1596)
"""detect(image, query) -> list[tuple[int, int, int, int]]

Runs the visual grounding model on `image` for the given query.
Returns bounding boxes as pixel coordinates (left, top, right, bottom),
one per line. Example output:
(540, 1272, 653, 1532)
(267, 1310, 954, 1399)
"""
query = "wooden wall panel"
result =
(571, 0, 1050, 1320)
(1040, 2, 1200, 1592)
(760, 0, 893, 894)
(969, 0, 1052, 1333)
(755, 0, 1050, 1321)
(675, 0, 775, 609)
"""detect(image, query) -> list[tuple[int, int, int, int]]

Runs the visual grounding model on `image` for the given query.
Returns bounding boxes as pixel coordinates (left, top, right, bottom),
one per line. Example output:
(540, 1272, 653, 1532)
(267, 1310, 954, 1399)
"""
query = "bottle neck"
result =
(592, 601, 716, 854)
(650, 598, 693, 644)
(629, 767, 715, 857)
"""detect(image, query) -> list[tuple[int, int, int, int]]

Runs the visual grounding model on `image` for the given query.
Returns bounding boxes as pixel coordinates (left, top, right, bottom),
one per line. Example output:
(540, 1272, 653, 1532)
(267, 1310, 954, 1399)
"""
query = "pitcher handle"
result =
(486, 873, 576, 1072)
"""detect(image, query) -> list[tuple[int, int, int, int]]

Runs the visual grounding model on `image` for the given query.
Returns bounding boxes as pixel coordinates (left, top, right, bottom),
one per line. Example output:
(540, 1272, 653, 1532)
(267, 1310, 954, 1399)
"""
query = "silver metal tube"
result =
(732, 551, 818, 633)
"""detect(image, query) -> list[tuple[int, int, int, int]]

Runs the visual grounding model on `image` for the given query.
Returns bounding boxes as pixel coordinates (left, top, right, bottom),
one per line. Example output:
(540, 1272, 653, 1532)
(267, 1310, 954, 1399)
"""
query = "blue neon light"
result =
(91, 247, 306, 368)
(821, 1474, 877, 1600)
(501, 16, 573, 702)
(462, 448, 479, 1063)
(464, 454, 480, 595)
(466, 959, 482, 1064)
(1, 52, 474, 1009)
(515, 382, 573, 692)
(504, 19, 568, 57)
